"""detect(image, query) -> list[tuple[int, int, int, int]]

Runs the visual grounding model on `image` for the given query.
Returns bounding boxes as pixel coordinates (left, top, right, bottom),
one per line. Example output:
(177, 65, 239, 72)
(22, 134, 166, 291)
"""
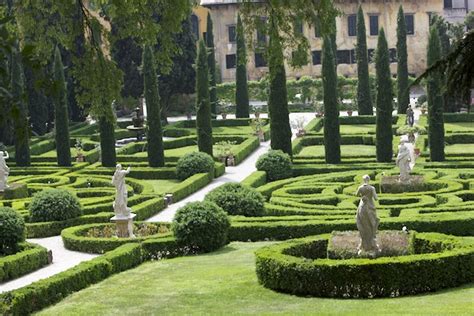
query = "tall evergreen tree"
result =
(10, 45, 30, 166)
(356, 6, 373, 115)
(24, 63, 49, 135)
(235, 14, 249, 118)
(52, 46, 71, 167)
(375, 28, 393, 163)
(143, 45, 165, 167)
(195, 39, 213, 156)
(322, 36, 341, 163)
(159, 16, 197, 123)
(268, 16, 292, 156)
(427, 26, 445, 162)
(98, 112, 116, 167)
(206, 13, 218, 118)
(396, 5, 409, 114)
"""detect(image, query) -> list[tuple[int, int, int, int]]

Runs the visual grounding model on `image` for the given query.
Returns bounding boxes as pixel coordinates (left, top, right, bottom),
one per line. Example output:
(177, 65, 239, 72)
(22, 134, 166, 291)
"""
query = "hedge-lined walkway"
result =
(0, 236, 97, 293)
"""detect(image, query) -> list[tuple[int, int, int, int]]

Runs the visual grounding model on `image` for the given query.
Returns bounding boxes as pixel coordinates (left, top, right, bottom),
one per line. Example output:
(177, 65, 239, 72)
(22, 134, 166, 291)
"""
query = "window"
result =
(228, 25, 236, 43)
(405, 14, 415, 35)
(368, 49, 375, 63)
(337, 50, 351, 64)
(348, 14, 357, 36)
(369, 15, 379, 36)
(389, 48, 398, 63)
(314, 16, 321, 38)
(444, 0, 453, 9)
(255, 53, 267, 67)
(312, 50, 322, 65)
(257, 17, 267, 44)
(190, 14, 199, 40)
(226, 54, 236, 69)
(294, 19, 303, 35)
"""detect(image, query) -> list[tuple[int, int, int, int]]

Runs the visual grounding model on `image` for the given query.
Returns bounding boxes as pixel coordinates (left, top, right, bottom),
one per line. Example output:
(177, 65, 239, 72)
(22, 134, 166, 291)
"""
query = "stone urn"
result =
(226, 155, 235, 167)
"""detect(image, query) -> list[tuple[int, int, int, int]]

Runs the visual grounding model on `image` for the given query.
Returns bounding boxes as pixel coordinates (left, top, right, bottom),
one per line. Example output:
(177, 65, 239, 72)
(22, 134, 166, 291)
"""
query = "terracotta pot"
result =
(222, 113, 227, 120)
(347, 110, 353, 116)
(414, 148, 421, 156)
(226, 155, 235, 166)
(254, 112, 260, 118)
(76, 155, 85, 163)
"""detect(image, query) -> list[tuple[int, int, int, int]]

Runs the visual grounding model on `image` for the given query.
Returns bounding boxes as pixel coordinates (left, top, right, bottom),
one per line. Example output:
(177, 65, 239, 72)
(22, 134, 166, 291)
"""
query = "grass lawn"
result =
(298, 145, 376, 158)
(317, 124, 376, 135)
(444, 122, 474, 133)
(445, 144, 474, 155)
(38, 242, 473, 315)
(142, 179, 180, 195)
(173, 126, 256, 135)
(133, 144, 241, 159)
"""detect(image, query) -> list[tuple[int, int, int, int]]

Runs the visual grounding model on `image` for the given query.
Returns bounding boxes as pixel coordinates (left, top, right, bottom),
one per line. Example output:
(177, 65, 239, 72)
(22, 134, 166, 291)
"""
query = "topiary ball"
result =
(172, 201, 230, 253)
(256, 150, 292, 182)
(29, 189, 82, 222)
(205, 182, 265, 216)
(0, 207, 25, 254)
(176, 152, 215, 181)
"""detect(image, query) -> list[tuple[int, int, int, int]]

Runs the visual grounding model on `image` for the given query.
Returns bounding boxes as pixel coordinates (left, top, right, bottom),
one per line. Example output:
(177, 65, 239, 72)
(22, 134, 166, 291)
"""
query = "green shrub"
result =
(0, 207, 25, 254)
(256, 150, 292, 182)
(29, 189, 82, 222)
(172, 201, 230, 252)
(176, 152, 214, 181)
(205, 182, 265, 216)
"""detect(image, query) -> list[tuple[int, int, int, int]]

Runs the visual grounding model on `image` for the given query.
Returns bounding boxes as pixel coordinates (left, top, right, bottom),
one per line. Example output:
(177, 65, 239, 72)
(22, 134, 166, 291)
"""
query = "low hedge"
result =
(0, 242, 49, 283)
(255, 232, 474, 298)
(241, 171, 267, 188)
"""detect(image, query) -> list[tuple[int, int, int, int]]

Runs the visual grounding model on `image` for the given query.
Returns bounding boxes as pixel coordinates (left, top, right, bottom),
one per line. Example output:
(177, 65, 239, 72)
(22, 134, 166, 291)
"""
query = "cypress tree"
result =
(268, 17, 292, 156)
(98, 113, 116, 167)
(10, 45, 30, 166)
(375, 28, 393, 163)
(52, 46, 71, 167)
(206, 13, 218, 118)
(356, 6, 373, 115)
(143, 45, 165, 167)
(235, 14, 249, 118)
(396, 5, 409, 114)
(427, 26, 445, 162)
(196, 39, 213, 156)
(322, 36, 341, 163)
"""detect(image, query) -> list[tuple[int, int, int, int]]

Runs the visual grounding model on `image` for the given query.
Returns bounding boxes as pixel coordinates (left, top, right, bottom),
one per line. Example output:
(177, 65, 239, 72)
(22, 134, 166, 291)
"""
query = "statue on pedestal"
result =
(406, 106, 415, 127)
(356, 175, 380, 255)
(111, 164, 135, 237)
(396, 141, 411, 182)
(0, 151, 10, 192)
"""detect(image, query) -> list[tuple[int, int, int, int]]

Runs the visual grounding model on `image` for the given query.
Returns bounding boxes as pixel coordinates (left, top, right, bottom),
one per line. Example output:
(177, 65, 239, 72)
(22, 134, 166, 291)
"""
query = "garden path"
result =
(0, 236, 98, 293)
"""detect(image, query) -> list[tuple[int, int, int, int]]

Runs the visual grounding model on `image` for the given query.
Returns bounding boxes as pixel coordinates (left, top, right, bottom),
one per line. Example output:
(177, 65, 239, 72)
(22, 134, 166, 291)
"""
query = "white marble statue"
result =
(112, 164, 131, 218)
(396, 141, 411, 182)
(356, 175, 380, 255)
(0, 151, 10, 192)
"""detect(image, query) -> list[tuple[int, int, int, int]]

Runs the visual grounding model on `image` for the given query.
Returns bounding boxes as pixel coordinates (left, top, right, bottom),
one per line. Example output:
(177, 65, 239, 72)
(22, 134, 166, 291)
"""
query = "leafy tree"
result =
(267, 16, 293, 156)
(10, 45, 30, 166)
(206, 13, 218, 118)
(195, 39, 213, 156)
(375, 28, 393, 163)
(427, 26, 445, 162)
(322, 35, 341, 163)
(396, 5, 409, 114)
(235, 14, 249, 118)
(52, 46, 71, 167)
(356, 6, 372, 115)
(143, 45, 165, 167)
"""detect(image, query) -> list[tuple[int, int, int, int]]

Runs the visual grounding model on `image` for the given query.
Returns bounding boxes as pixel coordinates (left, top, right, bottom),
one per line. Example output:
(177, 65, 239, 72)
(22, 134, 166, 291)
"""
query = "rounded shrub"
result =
(172, 201, 230, 253)
(176, 152, 214, 181)
(29, 189, 82, 222)
(205, 182, 265, 216)
(0, 207, 25, 254)
(256, 149, 292, 181)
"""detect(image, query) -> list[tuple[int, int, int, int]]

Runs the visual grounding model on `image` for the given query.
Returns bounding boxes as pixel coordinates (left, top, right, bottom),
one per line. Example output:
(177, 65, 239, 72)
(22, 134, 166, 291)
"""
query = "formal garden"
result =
(1, 1, 473, 315)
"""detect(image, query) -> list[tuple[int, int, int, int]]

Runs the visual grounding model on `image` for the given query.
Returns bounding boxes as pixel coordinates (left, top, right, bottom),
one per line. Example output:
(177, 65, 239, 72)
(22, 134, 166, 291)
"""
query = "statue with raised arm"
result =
(112, 164, 131, 217)
(356, 175, 380, 255)
(396, 141, 411, 182)
(0, 151, 10, 192)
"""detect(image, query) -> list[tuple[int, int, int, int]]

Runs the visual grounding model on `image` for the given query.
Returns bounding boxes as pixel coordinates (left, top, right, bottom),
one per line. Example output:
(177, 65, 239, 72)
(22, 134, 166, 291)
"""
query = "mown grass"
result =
(298, 145, 376, 158)
(39, 242, 473, 316)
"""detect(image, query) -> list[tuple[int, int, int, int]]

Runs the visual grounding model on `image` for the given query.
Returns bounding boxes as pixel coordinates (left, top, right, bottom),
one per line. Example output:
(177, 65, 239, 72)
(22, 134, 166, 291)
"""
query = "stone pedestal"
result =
(110, 213, 136, 238)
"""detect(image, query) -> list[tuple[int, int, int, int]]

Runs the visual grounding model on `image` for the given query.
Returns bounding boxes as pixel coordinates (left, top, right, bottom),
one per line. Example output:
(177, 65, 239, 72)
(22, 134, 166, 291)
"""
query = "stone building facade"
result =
(195, 0, 451, 82)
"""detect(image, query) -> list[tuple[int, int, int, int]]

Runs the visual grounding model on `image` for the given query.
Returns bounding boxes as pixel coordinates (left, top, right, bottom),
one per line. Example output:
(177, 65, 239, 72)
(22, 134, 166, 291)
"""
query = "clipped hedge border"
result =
(255, 232, 474, 298)
(0, 242, 49, 283)
(61, 223, 172, 254)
